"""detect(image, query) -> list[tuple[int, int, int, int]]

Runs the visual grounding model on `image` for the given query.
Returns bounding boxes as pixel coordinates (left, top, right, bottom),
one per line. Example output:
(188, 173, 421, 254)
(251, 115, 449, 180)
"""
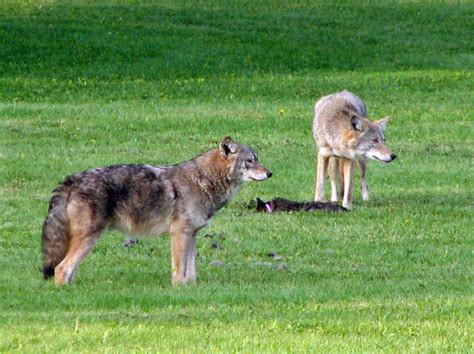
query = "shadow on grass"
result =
(1, 2, 471, 82)
(367, 190, 473, 211)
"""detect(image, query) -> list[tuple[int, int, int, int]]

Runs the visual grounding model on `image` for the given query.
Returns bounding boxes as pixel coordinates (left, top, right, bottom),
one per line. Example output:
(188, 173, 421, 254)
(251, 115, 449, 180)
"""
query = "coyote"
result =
(41, 137, 272, 286)
(313, 91, 396, 208)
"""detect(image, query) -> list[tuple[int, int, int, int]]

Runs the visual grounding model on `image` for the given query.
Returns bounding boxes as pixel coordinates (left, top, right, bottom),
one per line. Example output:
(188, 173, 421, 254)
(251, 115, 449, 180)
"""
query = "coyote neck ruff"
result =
(180, 149, 243, 213)
(41, 137, 272, 286)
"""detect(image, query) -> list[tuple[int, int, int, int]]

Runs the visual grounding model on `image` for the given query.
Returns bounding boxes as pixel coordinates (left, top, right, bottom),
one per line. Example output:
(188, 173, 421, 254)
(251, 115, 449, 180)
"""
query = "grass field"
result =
(1, 1, 473, 352)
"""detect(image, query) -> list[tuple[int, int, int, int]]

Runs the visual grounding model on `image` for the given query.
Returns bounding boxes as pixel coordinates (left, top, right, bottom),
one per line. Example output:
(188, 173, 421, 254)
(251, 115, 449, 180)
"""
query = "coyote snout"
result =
(367, 150, 397, 163)
(313, 90, 397, 208)
(244, 163, 272, 182)
(366, 144, 397, 163)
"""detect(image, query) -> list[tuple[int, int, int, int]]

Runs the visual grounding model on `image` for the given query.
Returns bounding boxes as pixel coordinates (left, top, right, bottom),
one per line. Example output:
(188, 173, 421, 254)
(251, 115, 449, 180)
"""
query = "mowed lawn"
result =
(0, 1, 472, 352)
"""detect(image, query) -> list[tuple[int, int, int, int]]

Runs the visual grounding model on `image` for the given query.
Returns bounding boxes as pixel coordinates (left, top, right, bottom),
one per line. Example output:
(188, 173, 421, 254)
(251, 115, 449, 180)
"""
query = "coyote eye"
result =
(371, 139, 379, 144)
(246, 159, 253, 164)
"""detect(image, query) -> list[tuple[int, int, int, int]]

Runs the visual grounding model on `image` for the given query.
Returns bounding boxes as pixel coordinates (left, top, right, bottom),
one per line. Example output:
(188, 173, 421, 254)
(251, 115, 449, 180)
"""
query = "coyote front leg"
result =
(315, 154, 329, 202)
(170, 220, 197, 286)
(358, 159, 369, 201)
(341, 157, 355, 209)
(328, 156, 340, 202)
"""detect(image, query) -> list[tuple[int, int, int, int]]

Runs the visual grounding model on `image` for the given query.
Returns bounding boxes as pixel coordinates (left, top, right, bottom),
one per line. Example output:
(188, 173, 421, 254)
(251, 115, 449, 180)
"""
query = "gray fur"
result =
(41, 137, 272, 285)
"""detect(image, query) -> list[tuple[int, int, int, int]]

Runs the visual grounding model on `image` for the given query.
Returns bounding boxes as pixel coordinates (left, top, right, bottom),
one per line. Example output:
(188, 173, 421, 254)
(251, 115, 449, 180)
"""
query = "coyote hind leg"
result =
(54, 201, 105, 285)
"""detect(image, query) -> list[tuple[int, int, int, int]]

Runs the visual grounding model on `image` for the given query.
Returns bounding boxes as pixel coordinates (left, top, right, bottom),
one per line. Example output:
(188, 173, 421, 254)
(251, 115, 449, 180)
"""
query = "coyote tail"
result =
(41, 186, 70, 279)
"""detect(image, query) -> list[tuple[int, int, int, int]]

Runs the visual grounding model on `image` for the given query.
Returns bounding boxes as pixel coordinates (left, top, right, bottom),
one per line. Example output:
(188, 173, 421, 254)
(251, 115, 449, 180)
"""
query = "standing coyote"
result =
(313, 91, 396, 208)
(41, 137, 272, 286)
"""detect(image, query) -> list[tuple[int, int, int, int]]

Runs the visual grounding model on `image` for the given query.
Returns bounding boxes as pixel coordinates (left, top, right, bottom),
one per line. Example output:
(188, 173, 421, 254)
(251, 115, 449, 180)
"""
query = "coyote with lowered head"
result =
(41, 137, 272, 286)
(313, 91, 396, 208)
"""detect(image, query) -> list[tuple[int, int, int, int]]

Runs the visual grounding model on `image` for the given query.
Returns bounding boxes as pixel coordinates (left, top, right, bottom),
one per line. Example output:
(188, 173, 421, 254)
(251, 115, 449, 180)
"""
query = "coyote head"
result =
(350, 115, 397, 163)
(219, 137, 273, 182)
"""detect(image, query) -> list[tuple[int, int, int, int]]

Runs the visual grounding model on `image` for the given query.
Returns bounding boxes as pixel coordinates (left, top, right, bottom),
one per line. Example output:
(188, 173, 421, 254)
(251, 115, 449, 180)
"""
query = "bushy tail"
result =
(41, 187, 70, 279)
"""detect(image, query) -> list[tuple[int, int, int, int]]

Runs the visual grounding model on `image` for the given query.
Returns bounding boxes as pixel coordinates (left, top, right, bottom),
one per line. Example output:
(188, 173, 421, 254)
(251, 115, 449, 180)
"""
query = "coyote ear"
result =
(374, 116, 391, 131)
(350, 115, 364, 132)
(256, 197, 265, 206)
(344, 109, 364, 132)
(219, 136, 238, 158)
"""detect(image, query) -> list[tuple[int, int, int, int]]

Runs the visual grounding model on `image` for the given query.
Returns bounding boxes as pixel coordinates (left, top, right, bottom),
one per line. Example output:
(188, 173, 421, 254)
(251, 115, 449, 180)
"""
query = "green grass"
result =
(1, 1, 473, 352)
